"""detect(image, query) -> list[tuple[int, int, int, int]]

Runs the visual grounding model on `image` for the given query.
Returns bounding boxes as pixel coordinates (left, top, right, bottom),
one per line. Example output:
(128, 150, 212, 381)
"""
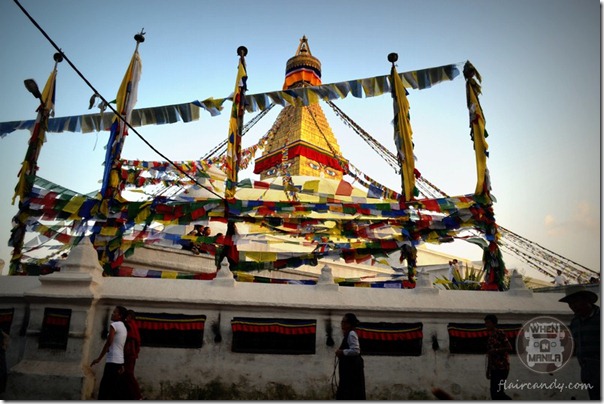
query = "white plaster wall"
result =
(89, 276, 588, 400)
(0, 265, 596, 400)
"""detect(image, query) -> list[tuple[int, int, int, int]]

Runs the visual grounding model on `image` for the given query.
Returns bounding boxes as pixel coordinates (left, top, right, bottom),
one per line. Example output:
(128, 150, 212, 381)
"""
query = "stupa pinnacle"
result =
(254, 36, 348, 180)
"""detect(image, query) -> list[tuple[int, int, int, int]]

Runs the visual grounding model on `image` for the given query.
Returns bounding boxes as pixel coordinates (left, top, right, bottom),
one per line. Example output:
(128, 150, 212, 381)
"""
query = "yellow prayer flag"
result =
(161, 271, 178, 279)
(12, 66, 58, 205)
(99, 226, 120, 237)
(245, 251, 278, 262)
(350, 241, 366, 249)
(62, 195, 87, 215)
(391, 66, 415, 200)
(464, 62, 489, 195)
(235, 272, 255, 282)
(225, 54, 248, 198)
(302, 180, 321, 193)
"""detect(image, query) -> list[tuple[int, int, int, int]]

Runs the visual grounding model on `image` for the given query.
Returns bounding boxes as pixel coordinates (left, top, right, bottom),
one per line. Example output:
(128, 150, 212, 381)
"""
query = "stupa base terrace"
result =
(0, 238, 595, 400)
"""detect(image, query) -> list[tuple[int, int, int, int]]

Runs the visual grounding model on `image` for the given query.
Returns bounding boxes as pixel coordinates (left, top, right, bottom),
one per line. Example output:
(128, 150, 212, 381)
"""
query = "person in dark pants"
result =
(559, 286, 600, 400)
(335, 313, 366, 400)
(91, 306, 129, 400)
(0, 330, 8, 398)
(485, 314, 512, 400)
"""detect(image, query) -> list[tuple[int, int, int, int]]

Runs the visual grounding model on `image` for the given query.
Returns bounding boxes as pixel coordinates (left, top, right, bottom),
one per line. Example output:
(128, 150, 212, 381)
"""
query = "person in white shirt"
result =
(448, 259, 460, 284)
(447, 261, 455, 282)
(91, 306, 128, 400)
(553, 270, 569, 286)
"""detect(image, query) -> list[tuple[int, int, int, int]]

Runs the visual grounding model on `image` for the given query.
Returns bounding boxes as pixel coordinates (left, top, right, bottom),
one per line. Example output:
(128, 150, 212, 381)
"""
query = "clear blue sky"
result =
(0, 0, 600, 279)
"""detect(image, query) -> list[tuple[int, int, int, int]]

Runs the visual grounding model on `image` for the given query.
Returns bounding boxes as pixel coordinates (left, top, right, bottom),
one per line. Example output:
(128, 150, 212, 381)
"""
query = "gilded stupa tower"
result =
(253, 36, 348, 180)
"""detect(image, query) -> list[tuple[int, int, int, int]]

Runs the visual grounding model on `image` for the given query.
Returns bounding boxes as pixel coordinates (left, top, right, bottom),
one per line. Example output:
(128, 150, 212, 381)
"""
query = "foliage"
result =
(434, 264, 533, 291)
(434, 264, 485, 290)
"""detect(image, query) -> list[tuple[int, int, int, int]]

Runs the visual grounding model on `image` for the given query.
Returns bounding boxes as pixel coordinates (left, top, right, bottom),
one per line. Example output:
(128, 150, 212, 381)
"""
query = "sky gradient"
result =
(0, 0, 600, 280)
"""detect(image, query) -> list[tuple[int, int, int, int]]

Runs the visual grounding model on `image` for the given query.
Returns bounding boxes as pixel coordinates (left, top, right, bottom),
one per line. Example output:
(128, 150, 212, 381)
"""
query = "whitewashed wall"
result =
(0, 238, 595, 400)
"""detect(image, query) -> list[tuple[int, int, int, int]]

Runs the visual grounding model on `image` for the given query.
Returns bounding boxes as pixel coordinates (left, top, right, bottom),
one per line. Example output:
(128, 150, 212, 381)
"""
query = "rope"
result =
(327, 98, 596, 279)
(499, 227, 595, 275)
(331, 356, 339, 399)
(417, 176, 449, 198)
(327, 100, 399, 170)
(259, 106, 298, 201)
(18, 0, 593, 280)
(306, 105, 348, 173)
(347, 161, 401, 200)
(200, 103, 275, 160)
(328, 100, 443, 199)
(414, 178, 441, 199)
(13, 0, 224, 201)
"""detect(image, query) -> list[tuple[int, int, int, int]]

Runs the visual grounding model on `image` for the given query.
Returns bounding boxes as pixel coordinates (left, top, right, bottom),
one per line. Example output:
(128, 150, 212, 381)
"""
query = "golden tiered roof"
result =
(254, 36, 348, 180)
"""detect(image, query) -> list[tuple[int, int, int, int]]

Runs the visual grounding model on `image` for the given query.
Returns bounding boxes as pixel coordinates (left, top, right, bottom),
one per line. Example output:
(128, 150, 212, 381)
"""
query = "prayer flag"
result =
(335, 180, 353, 196)
(100, 46, 142, 198)
(10, 57, 60, 275)
(463, 61, 489, 195)
(96, 38, 143, 273)
(225, 50, 248, 198)
(13, 67, 58, 205)
(391, 65, 416, 201)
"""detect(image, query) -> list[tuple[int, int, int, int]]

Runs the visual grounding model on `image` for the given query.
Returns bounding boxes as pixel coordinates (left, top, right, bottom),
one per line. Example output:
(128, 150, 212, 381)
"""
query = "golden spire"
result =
(254, 37, 348, 180)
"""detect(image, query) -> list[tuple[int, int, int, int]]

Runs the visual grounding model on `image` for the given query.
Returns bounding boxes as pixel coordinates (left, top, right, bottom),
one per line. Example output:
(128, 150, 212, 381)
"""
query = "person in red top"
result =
(485, 314, 512, 400)
(215, 222, 239, 271)
(124, 310, 142, 400)
(198, 226, 212, 254)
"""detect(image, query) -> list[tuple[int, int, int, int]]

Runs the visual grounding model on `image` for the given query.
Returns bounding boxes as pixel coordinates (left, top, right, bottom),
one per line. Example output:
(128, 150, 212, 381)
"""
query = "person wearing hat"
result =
(559, 286, 600, 400)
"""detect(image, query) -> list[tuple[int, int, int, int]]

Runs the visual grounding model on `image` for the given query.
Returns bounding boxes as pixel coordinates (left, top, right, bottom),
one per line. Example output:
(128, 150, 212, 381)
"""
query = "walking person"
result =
(335, 313, 366, 400)
(484, 314, 512, 400)
(91, 306, 128, 400)
(124, 310, 143, 400)
(0, 330, 9, 399)
(559, 286, 600, 400)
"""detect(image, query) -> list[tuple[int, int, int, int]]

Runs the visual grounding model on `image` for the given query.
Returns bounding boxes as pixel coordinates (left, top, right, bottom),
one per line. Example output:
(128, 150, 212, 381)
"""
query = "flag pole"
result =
(388, 52, 416, 202)
(9, 52, 63, 275)
(389, 52, 419, 285)
(94, 31, 144, 274)
(225, 46, 248, 199)
(99, 30, 144, 206)
(463, 61, 506, 290)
